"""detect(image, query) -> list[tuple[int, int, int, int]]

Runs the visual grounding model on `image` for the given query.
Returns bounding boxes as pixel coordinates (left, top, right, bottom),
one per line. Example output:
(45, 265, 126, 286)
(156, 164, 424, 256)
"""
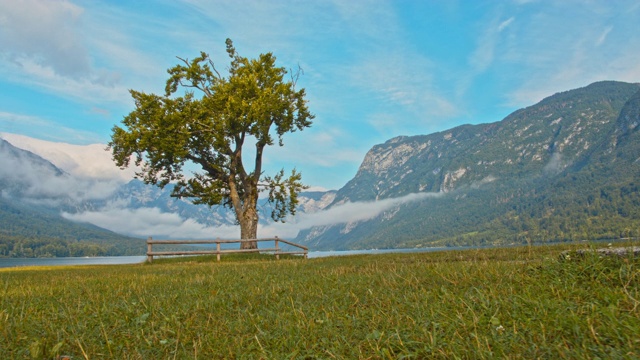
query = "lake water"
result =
(2, 240, 630, 269)
(0, 256, 147, 269)
(0, 247, 461, 269)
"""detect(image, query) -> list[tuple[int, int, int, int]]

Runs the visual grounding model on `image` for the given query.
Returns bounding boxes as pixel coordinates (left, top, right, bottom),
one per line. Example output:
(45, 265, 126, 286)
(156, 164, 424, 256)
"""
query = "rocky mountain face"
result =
(297, 81, 640, 250)
(3, 80, 640, 254)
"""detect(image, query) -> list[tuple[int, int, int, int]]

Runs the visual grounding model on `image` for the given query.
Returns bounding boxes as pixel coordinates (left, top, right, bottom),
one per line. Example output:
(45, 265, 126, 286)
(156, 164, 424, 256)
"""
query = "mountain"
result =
(0, 136, 336, 255)
(0, 196, 146, 257)
(83, 179, 336, 231)
(296, 81, 640, 250)
(4, 80, 639, 254)
(0, 137, 64, 199)
(0, 139, 146, 257)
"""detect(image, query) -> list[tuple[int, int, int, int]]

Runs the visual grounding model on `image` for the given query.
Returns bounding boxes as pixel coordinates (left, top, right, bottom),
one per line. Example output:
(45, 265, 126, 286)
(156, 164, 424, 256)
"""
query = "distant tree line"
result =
(0, 235, 143, 258)
(0, 197, 147, 258)
(417, 179, 640, 248)
(358, 175, 640, 251)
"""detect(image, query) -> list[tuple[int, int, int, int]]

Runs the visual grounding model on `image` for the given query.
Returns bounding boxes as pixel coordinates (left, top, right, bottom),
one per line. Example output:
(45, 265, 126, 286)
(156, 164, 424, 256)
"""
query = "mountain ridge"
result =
(0, 137, 336, 255)
(0, 139, 147, 257)
(2, 80, 640, 254)
(297, 80, 640, 250)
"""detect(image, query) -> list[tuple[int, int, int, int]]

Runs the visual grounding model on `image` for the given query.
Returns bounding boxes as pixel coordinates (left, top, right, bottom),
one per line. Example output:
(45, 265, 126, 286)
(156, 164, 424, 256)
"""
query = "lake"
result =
(4, 240, 626, 269)
(0, 256, 147, 268)
(0, 247, 462, 268)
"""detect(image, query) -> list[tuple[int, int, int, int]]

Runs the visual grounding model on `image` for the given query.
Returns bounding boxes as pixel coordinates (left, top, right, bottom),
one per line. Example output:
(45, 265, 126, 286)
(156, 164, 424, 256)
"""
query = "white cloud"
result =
(3, 0, 639, 193)
(329, 0, 400, 41)
(268, 128, 364, 169)
(469, 15, 515, 73)
(0, 0, 89, 78)
(0, 0, 128, 105)
(260, 191, 443, 238)
(184, 0, 459, 137)
(498, 17, 515, 32)
(501, 2, 640, 107)
(350, 54, 459, 131)
(297, 192, 441, 228)
(0, 141, 120, 203)
(63, 206, 240, 239)
(1, 132, 136, 182)
(595, 26, 613, 47)
(62, 189, 443, 241)
(0, 0, 169, 106)
(0, 52, 129, 105)
(0, 113, 104, 144)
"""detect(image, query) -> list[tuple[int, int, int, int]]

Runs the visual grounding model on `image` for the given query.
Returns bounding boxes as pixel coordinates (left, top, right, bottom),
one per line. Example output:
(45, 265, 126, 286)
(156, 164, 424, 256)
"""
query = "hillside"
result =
(0, 196, 146, 257)
(4, 81, 640, 254)
(0, 139, 145, 257)
(0, 137, 335, 256)
(296, 81, 640, 250)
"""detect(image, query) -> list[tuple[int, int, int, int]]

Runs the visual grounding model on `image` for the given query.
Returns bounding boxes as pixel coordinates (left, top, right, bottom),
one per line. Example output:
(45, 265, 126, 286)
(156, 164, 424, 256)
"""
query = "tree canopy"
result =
(109, 39, 313, 246)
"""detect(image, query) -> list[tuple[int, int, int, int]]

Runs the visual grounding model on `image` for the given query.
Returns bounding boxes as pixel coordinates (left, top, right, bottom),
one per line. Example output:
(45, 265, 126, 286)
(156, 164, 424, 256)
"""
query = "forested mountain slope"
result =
(0, 139, 145, 257)
(297, 81, 640, 250)
(0, 137, 335, 257)
(3, 81, 640, 254)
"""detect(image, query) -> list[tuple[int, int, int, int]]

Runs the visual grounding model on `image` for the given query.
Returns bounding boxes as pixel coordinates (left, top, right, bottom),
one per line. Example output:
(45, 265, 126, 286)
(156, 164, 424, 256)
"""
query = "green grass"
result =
(1, 242, 639, 359)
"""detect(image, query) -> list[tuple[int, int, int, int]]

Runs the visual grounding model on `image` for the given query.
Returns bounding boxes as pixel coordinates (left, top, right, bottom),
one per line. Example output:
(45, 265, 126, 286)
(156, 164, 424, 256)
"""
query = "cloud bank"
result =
(1, 132, 137, 182)
(260, 191, 443, 239)
(3, 131, 443, 241)
(0, 134, 149, 222)
(63, 191, 443, 241)
(0, 0, 90, 78)
(63, 205, 241, 240)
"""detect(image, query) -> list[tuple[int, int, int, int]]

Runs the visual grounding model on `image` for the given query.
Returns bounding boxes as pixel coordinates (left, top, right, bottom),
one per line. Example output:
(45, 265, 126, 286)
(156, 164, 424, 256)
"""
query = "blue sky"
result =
(1, 0, 639, 191)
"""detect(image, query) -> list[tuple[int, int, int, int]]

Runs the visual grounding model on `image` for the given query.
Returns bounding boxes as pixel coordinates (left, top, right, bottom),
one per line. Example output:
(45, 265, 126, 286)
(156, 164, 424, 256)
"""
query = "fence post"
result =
(146, 237, 153, 263)
(144, 237, 307, 262)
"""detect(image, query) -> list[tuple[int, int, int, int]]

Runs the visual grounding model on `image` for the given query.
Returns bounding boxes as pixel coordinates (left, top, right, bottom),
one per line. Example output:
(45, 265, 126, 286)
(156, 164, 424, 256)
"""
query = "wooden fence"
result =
(146, 236, 308, 263)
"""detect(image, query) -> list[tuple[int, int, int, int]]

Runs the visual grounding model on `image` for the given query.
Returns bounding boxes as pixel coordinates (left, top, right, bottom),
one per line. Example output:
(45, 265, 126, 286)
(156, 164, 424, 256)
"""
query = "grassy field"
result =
(1, 242, 639, 359)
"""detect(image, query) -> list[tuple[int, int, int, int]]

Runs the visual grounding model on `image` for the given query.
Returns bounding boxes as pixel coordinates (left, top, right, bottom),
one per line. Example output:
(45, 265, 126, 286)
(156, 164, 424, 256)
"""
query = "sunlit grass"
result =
(1, 242, 639, 358)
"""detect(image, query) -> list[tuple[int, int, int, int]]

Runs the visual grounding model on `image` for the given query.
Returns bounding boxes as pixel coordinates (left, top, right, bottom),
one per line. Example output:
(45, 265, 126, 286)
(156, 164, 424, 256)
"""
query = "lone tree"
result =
(109, 39, 314, 249)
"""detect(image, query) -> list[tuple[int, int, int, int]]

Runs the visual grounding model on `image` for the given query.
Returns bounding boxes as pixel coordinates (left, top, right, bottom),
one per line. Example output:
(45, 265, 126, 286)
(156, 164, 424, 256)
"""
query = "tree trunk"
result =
(239, 210, 259, 249)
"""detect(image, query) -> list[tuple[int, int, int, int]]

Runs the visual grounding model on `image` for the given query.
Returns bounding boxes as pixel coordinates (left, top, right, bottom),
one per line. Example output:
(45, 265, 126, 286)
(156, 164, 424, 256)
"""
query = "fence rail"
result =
(146, 236, 308, 263)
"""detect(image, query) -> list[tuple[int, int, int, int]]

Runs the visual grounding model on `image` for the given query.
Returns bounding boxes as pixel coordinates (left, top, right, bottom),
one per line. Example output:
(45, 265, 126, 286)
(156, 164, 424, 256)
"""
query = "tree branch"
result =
(184, 154, 222, 180)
